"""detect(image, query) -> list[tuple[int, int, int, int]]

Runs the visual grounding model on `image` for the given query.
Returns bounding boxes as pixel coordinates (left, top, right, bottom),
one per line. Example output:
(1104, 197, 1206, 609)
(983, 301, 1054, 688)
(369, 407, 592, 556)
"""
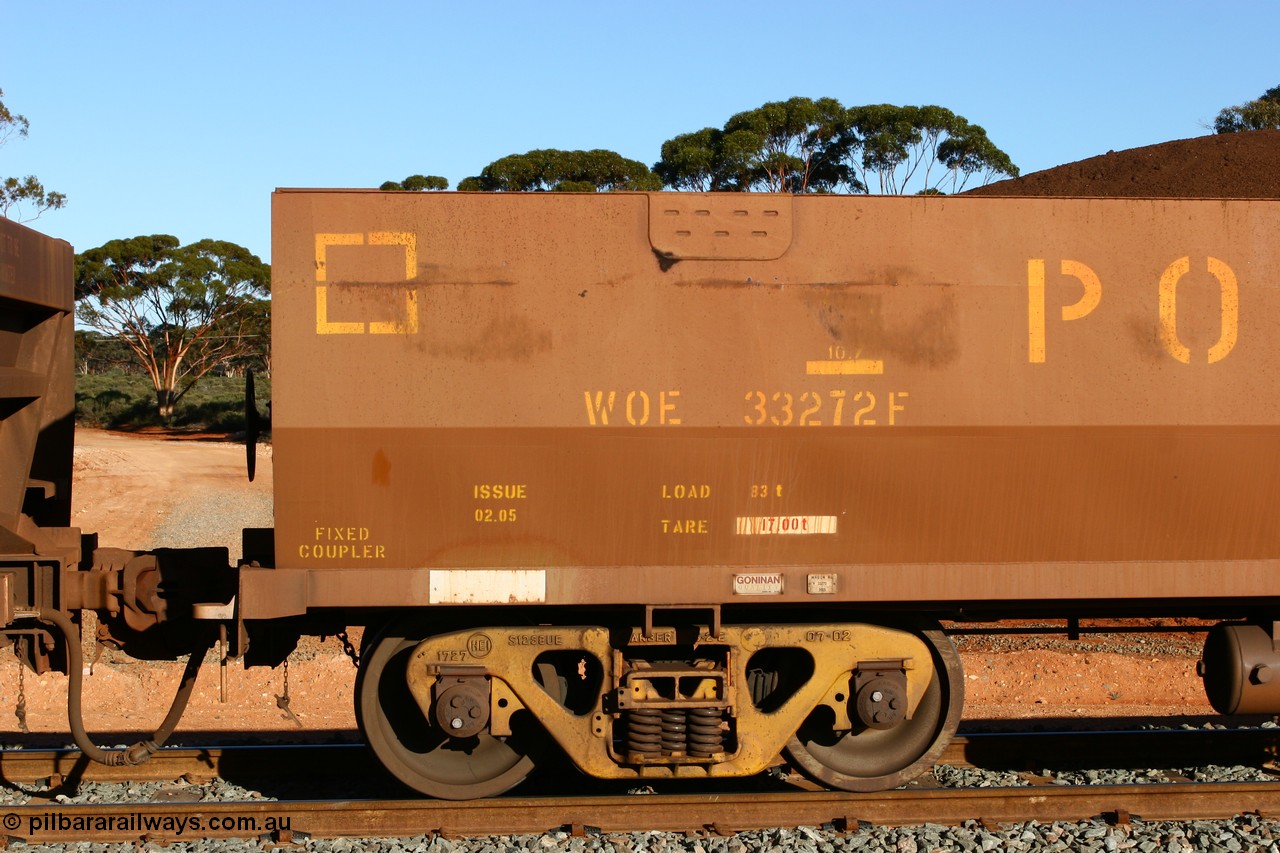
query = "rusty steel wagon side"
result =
(246, 190, 1280, 796)
(261, 192, 1280, 603)
(0, 217, 77, 662)
(5, 192, 1280, 799)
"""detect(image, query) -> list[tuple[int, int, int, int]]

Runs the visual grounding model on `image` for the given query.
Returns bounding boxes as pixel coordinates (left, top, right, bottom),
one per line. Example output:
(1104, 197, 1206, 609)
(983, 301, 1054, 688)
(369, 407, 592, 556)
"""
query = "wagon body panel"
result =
(267, 191, 1280, 609)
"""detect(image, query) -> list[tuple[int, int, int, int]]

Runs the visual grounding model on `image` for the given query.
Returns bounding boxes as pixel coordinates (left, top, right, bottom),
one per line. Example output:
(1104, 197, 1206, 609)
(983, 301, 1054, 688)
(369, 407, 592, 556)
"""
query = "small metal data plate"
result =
(807, 574, 838, 595)
(649, 194, 793, 260)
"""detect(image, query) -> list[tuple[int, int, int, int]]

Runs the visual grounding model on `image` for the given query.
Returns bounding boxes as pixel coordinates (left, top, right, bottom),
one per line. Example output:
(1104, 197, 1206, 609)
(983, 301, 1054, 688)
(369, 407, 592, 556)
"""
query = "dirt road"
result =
(72, 429, 274, 560)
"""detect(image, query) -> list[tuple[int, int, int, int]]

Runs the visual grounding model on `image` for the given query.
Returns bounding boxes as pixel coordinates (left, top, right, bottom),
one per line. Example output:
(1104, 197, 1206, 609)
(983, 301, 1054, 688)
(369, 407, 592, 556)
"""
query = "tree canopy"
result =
(457, 149, 662, 192)
(720, 96, 853, 192)
(75, 236, 271, 421)
(653, 128, 730, 191)
(380, 174, 449, 191)
(1214, 85, 1280, 134)
(378, 98, 1014, 197)
(0, 88, 66, 221)
(653, 97, 1018, 194)
(851, 104, 1019, 194)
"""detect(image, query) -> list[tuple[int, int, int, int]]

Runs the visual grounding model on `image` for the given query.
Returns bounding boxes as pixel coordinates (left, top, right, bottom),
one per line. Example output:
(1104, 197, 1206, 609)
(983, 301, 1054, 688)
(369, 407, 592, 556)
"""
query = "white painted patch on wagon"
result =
(429, 569, 547, 603)
(734, 515, 838, 535)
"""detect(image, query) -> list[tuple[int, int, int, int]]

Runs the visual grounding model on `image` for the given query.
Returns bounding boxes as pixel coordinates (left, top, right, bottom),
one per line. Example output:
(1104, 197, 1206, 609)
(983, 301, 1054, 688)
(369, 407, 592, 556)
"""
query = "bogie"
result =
(357, 618, 960, 797)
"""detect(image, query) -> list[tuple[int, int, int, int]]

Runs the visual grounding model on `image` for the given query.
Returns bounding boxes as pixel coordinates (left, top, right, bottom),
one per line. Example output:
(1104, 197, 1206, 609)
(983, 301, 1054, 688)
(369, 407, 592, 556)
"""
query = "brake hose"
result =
(36, 608, 210, 766)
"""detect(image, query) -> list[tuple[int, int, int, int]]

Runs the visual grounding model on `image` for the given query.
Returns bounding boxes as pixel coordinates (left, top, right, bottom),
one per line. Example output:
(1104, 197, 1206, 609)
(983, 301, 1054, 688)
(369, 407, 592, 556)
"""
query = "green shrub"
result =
(75, 372, 272, 434)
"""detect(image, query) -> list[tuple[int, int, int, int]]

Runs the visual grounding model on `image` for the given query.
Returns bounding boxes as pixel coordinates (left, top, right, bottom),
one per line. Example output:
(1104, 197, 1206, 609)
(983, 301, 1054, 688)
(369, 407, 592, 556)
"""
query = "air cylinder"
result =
(1199, 622, 1280, 714)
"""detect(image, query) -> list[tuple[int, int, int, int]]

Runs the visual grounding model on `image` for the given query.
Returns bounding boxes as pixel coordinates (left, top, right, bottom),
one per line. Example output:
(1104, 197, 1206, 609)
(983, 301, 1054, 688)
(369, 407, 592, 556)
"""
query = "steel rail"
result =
(3, 782, 1280, 844)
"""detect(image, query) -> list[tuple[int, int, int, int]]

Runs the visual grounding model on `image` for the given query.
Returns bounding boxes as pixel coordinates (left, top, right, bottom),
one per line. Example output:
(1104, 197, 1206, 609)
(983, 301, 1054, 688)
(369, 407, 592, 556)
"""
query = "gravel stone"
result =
(933, 764, 1028, 788)
(14, 742, 1269, 845)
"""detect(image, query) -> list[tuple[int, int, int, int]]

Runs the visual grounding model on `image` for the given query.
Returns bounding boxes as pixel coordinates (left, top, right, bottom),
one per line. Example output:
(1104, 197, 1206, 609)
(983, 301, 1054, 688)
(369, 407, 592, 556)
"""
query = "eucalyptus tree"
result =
(720, 96, 854, 192)
(936, 124, 1020, 192)
(655, 97, 1017, 195)
(653, 128, 724, 191)
(0, 87, 65, 221)
(75, 236, 271, 421)
(848, 104, 1018, 194)
(655, 98, 857, 193)
(1214, 86, 1280, 133)
(457, 149, 661, 192)
(380, 174, 449, 191)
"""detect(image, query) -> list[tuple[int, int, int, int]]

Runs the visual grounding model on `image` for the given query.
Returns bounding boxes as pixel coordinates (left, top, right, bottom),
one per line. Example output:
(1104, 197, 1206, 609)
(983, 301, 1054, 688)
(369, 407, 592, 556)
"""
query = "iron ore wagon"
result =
(3, 191, 1280, 797)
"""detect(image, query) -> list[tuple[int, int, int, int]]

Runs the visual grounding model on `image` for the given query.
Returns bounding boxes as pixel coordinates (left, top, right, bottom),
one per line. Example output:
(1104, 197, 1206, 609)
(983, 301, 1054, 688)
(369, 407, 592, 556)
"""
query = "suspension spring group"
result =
(626, 708, 661, 756)
(660, 708, 686, 753)
(687, 706, 724, 757)
(625, 707, 726, 759)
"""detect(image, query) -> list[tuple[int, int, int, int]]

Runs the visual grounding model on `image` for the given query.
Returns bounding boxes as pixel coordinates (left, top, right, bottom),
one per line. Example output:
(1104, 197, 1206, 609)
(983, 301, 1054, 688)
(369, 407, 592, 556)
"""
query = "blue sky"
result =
(3, 1, 1277, 262)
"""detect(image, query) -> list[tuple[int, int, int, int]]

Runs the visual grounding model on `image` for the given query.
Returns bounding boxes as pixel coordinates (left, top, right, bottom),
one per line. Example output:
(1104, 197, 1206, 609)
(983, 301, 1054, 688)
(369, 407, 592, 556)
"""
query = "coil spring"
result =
(625, 708, 662, 757)
(660, 709, 687, 754)
(687, 707, 725, 757)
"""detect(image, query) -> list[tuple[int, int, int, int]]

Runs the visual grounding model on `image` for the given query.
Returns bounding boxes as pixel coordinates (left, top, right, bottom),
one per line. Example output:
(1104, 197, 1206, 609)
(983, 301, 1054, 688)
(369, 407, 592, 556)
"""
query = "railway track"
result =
(1, 727, 1278, 843)
(2, 782, 1280, 844)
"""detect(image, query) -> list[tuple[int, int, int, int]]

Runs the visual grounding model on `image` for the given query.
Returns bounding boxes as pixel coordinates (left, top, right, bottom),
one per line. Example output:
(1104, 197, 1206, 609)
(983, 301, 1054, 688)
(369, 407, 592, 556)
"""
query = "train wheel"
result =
(784, 625, 963, 792)
(355, 622, 541, 800)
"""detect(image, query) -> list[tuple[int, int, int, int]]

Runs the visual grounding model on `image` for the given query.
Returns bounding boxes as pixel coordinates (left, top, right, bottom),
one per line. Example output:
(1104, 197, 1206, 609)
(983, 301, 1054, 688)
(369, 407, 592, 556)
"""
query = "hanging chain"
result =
(337, 629, 360, 667)
(275, 657, 303, 728)
(15, 639, 29, 733)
